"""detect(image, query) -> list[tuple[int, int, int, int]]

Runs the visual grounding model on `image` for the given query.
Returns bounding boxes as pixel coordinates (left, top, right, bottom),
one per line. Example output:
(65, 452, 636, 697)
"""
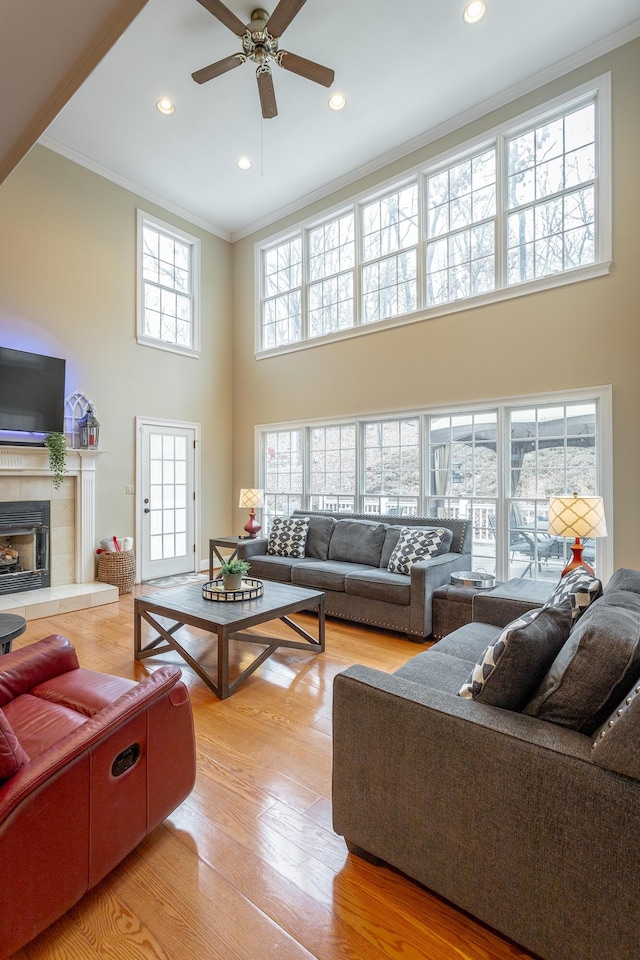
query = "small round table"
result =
(0, 614, 26, 656)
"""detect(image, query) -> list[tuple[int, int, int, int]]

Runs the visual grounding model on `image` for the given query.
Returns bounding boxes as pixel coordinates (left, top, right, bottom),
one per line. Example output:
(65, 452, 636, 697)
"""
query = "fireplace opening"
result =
(0, 501, 50, 595)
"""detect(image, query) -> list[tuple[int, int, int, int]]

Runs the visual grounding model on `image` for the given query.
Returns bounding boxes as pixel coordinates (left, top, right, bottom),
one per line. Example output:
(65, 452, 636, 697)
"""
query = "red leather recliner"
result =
(0, 634, 196, 958)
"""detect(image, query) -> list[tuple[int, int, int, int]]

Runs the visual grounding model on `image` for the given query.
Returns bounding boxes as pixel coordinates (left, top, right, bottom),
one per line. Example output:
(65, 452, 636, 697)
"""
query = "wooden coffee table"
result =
(134, 580, 325, 699)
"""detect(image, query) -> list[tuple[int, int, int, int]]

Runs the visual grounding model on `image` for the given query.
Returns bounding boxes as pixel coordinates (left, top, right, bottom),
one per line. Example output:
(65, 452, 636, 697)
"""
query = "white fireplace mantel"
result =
(0, 445, 101, 584)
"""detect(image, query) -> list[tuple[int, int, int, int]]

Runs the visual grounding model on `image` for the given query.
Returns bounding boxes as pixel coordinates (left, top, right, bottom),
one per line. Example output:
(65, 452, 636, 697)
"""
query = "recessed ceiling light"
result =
(328, 93, 346, 111)
(463, 1, 486, 24)
(237, 157, 252, 170)
(156, 97, 175, 115)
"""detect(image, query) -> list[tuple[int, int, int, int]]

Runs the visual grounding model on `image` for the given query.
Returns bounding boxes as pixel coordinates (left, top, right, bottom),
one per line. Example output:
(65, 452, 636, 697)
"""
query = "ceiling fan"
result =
(192, 0, 335, 119)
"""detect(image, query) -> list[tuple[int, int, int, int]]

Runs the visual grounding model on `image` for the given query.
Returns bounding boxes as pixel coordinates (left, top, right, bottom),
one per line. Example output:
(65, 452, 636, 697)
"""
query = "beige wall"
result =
(0, 145, 233, 568)
(231, 38, 640, 568)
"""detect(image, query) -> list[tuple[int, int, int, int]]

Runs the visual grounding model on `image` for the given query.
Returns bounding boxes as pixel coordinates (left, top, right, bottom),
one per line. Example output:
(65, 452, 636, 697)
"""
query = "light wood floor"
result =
(10, 586, 534, 960)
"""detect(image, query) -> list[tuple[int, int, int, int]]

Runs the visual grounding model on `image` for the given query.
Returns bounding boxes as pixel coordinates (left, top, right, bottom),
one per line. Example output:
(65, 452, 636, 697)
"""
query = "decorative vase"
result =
(223, 573, 243, 592)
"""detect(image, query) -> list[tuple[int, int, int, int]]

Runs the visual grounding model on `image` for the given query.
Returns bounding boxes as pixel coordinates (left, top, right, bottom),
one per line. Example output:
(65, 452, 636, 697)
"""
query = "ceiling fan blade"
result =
(192, 53, 244, 84)
(277, 51, 334, 87)
(257, 68, 278, 119)
(195, 0, 247, 37)
(266, 0, 308, 38)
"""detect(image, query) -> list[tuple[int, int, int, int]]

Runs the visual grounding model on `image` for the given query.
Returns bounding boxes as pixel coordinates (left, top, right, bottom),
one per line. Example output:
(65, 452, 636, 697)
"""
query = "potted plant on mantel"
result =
(218, 557, 251, 592)
(43, 432, 67, 490)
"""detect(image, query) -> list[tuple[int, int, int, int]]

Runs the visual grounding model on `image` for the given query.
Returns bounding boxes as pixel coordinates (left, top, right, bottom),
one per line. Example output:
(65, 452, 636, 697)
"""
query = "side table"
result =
(0, 613, 27, 655)
(208, 536, 266, 580)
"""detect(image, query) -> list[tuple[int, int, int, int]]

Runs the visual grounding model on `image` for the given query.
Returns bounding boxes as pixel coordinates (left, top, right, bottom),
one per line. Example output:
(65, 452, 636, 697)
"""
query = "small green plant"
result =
(43, 432, 67, 490)
(219, 558, 251, 577)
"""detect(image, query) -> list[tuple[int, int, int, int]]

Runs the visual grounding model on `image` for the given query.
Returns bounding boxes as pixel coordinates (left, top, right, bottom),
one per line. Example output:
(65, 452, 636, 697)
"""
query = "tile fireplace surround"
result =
(0, 446, 117, 620)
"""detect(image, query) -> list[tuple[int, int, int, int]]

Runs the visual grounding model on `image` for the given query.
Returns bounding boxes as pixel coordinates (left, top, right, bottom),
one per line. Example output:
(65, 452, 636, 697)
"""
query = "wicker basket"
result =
(97, 549, 135, 595)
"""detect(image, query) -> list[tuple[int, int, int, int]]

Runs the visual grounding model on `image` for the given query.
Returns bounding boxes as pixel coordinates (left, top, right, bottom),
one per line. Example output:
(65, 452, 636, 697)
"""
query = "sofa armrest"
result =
(408, 551, 472, 637)
(0, 635, 79, 707)
(236, 538, 268, 561)
(472, 579, 552, 627)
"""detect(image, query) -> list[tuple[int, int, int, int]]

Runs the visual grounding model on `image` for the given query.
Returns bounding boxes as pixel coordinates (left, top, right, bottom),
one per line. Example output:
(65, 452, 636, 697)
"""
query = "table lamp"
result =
(548, 493, 607, 577)
(239, 488, 264, 538)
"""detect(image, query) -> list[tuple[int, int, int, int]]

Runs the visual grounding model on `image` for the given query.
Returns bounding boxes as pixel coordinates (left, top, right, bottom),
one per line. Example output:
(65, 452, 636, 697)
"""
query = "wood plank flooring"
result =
(9, 587, 535, 960)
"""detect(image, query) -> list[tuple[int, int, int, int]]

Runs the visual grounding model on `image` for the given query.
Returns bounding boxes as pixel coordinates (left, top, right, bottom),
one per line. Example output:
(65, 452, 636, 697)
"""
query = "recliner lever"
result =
(111, 743, 140, 777)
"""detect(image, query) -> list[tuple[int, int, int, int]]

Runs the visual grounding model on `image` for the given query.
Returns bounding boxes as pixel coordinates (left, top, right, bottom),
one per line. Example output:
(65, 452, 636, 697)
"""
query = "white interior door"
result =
(138, 420, 198, 580)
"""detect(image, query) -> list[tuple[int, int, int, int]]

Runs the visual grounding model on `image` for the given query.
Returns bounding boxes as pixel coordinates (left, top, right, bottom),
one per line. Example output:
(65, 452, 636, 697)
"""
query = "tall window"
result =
(309, 424, 356, 512)
(137, 211, 200, 357)
(361, 184, 418, 323)
(426, 148, 496, 305)
(257, 388, 611, 582)
(257, 76, 610, 355)
(427, 412, 498, 568)
(262, 429, 303, 518)
(308, 215, 355, 337)
(506, 103, 596, 283)
(363, 418, 420, 514)
(262, 237, 302, 349)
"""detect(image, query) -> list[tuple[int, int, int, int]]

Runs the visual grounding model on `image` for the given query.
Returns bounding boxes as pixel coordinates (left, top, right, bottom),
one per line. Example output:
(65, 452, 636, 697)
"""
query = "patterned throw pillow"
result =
(458, 603, 572, 708)
(544, 565, 602, 623)
(266, 516, 310, 559)
(387, 527, 445, 576)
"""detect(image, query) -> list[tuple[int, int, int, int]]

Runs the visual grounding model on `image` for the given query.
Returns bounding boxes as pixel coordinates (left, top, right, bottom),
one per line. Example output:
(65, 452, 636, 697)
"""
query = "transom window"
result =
(257, 387, 612, 583)
(257, 76, 610, 356)
(136, 211, 200, 357)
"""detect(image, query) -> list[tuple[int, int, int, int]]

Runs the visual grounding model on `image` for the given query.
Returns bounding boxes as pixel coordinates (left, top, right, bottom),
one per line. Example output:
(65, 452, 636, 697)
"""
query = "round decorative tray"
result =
(202, 577, 264, 602)
(450, 571, 496, 589)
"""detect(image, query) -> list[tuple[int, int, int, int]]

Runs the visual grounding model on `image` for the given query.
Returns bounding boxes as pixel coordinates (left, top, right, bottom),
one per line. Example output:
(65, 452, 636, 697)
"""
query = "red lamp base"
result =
(561, 537, 594, 578)
(243, 508, 262, 539)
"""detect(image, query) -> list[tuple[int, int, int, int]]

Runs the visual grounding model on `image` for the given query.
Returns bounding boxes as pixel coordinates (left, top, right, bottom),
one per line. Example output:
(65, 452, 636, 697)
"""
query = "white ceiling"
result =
(40, 0, 640, 240)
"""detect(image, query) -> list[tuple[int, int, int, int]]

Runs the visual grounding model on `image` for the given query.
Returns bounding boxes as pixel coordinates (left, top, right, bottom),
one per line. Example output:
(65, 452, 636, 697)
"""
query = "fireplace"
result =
(0, 500, 50, 595)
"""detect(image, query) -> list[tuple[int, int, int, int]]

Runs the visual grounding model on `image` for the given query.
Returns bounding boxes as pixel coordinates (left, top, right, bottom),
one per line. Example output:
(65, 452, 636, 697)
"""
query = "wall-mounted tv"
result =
(0, 346, 66, 440)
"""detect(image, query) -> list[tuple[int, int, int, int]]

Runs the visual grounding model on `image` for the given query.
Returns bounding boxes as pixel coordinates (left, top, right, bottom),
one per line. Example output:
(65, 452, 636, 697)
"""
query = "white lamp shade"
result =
(239, 488, 264, 509)
(548, 495, 607, 539)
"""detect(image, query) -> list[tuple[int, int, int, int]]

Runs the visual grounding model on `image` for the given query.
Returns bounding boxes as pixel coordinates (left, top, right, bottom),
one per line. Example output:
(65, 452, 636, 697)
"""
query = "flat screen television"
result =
(0, 346, 66, 440)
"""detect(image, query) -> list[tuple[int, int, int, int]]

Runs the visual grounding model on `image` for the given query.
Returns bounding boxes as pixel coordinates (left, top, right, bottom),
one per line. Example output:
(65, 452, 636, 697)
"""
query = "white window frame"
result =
(255, 74, 611, 359)
(256, 385, 613, 583)
(136, 210, 201, 358)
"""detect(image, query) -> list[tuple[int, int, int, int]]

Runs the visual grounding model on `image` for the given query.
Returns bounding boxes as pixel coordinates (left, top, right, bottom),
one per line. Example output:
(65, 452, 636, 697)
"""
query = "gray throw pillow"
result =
(523, 591, 640, 734)
(458, 603, 572, 709)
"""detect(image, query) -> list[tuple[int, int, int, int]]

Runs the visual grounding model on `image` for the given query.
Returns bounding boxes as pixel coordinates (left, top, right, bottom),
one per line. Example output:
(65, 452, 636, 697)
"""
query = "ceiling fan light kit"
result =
(193, 0, 335, 119)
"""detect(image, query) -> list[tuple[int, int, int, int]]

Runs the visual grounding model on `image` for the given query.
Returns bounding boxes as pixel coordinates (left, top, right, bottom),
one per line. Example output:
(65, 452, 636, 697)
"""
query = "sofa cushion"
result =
(396, 649, 478, 695)
(523, 591, 640, 734)
(0, 708, 29, 782)
(433, 623, 503, 664)
(267, 516, 310, 559)
(345, 568, 411, 605)
(458, 603, 572, 709)
(305, 515, 336, 560)
(379, 525, 453, 568)
(604, 567, 640, 596)
(292, 560, 373, 592)
(387, 526, 445, 575)
(328, 520, 386, 566)
(543, 564, 602, 622)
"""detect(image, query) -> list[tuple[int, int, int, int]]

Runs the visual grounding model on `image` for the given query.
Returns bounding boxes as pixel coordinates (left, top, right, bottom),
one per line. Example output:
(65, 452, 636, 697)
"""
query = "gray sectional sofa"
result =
(236, 511, 471, 640)
(332, 567, 640, 960)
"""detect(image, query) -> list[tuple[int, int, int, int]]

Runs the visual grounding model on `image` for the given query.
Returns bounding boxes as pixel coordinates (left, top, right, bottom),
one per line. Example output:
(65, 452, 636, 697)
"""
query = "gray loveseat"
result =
(237, 511, 471, 640)
(333, 567, 640, 960)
